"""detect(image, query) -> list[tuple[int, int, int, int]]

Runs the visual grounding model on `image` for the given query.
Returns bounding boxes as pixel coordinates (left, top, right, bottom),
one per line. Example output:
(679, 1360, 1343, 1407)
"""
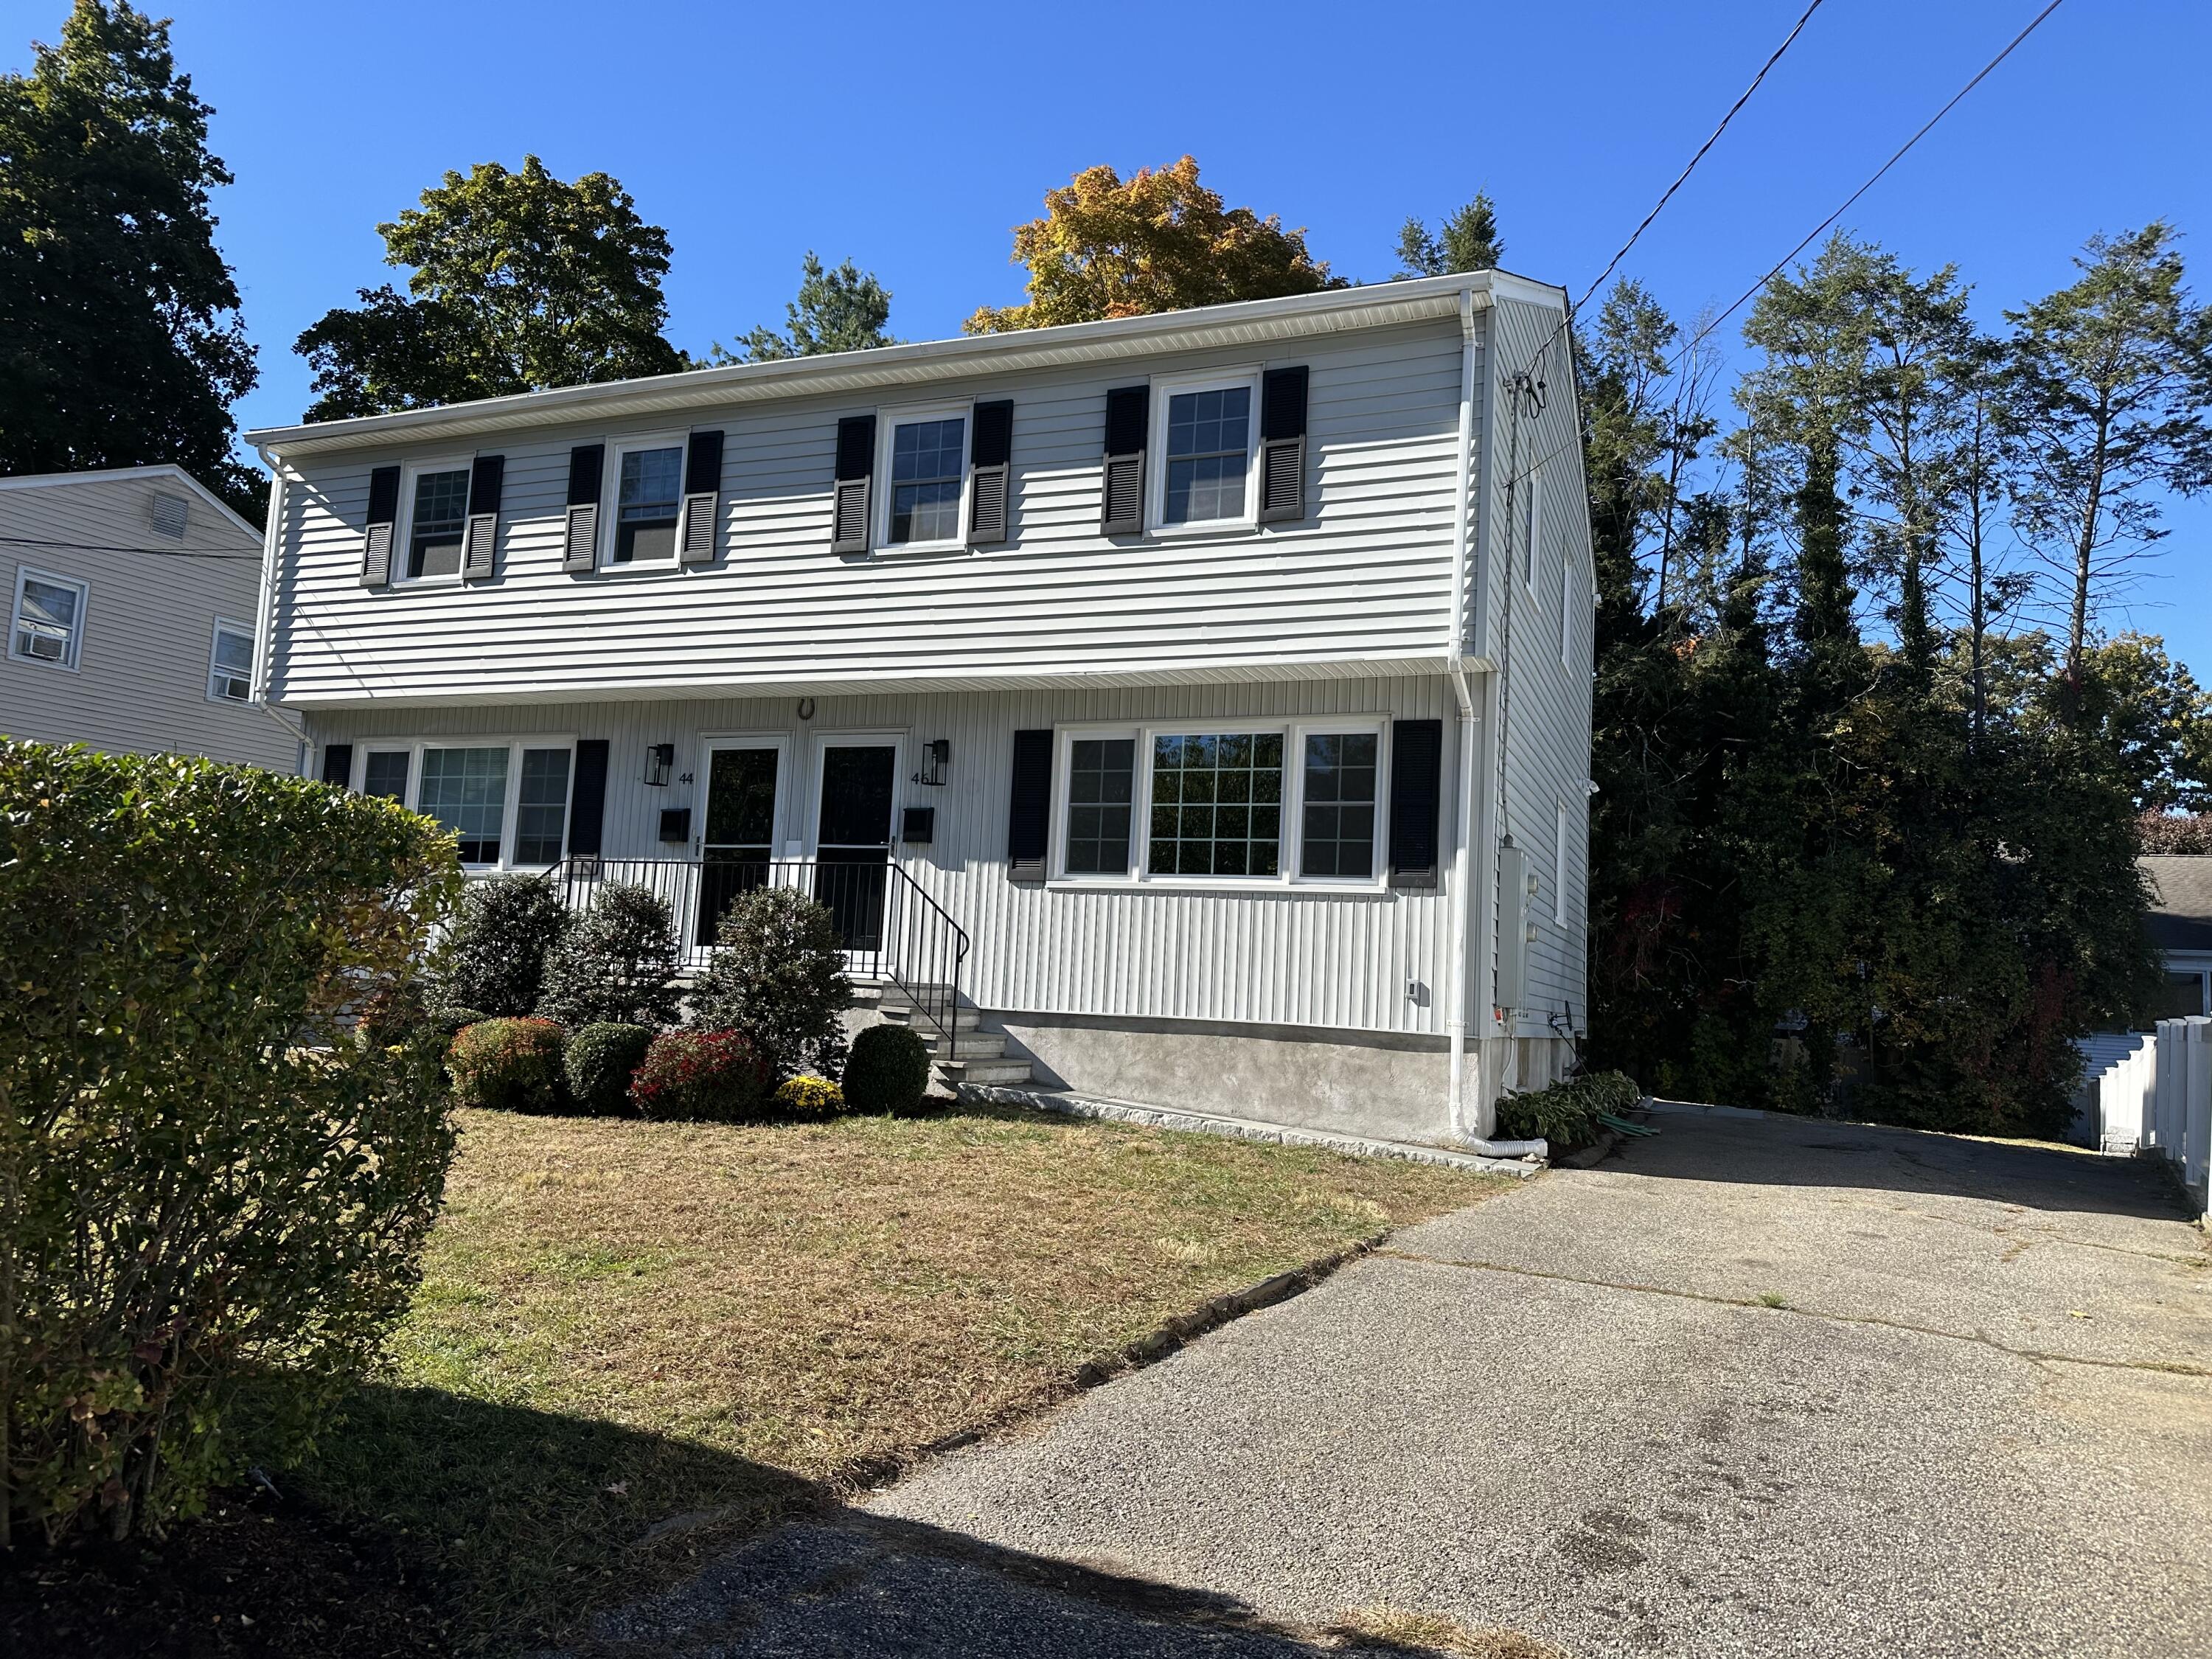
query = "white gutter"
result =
(1443, 291, 1544, 1162)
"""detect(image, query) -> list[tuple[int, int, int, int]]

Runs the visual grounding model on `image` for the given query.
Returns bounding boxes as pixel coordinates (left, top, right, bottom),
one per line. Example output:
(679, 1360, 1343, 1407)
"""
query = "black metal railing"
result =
(551, 855, 969, 1058)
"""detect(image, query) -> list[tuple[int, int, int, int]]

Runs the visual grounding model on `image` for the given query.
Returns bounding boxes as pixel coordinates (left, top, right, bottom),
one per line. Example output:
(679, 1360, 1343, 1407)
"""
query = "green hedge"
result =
(564, 1021, 654, 1116)
(1495, 1070, 1642, 1152)
(0, 740, 461, 1545)
(842, 1023, 932, 1115)
(449, 1017, 568, 1113)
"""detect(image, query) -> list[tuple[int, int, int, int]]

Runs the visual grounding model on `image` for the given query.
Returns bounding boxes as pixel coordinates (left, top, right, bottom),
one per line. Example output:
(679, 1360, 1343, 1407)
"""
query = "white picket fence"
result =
(2081, 1017, 2211, 1223)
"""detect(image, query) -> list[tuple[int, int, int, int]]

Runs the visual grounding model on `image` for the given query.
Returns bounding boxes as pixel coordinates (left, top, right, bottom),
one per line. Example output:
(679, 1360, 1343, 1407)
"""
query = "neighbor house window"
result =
(1299, 732, 1377, 880)
(1159, 380, 1253, 526)
(613, 443, 684, 563)
(417, 745, 511, 863)
(406, 465, 470, 579)
(207, 619, 254, 701)
(363, 750, 410, 801)
(514, 747, 572, 864)
(1149, 732, 1282, 877)
(10, 568, 86, 669)
(1064, 737, 1136, 876)
(886, 413, 967, 546)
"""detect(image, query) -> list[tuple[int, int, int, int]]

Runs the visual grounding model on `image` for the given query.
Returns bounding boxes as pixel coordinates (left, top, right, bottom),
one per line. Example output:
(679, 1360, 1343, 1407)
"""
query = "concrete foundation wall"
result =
(994, 1012, 1575, 1145)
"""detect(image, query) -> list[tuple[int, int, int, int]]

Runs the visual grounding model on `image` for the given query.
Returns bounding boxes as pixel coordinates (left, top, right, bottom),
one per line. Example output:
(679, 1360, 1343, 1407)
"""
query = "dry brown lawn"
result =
(300, 1103, 1498, 1652)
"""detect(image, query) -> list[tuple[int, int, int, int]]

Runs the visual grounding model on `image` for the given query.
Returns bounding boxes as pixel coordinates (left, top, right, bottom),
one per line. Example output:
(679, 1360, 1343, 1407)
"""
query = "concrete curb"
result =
(956, 1082, 1545, 1175)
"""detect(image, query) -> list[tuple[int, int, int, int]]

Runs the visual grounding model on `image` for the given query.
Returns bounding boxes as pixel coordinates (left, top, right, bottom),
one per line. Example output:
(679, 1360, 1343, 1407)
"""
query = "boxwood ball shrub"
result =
(773, 1075, 845, 1119)
(0, 740, 460, 1545)
(448, 1017, 568, 1113)
(841, 1023, 932, 1115)
(441, 871, 570, 1017)
(688, 886, 852, 1082)
(536, 882, 683, 1029)
(566, 1021, 654, 1116)
(629, 1029, 771, 1121)
(1495, 1070, 1642, 1152)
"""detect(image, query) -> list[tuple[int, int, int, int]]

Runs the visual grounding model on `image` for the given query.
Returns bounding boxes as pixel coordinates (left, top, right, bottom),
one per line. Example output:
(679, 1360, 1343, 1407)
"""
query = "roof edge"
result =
(0, 462, 262, 543)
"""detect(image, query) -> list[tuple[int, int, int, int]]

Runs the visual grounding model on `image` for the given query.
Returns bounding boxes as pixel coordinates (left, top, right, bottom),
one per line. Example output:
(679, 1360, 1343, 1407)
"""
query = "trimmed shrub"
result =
(442, 872, 570, 1017)
(1, 740, 459, 1545)
(688, 886, 852, 1081)
(773, 1075, 845, 1119)
(537, 883, 683, 1029)
(566, 1021, 654, 1116)
(449, 1018, 568, 1113)
(629, 1029, 771, 1121)
(1495, 1070, 1642, 1152)
(841, 1023, 932, 1115)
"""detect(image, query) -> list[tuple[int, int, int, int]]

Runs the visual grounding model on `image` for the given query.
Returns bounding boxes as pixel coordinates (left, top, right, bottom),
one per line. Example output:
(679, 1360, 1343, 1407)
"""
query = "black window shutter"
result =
(1257, 366, 1309, 523)
(680, 429, 723, 565)
(563, 444, 605, 572)
(832, 415, 874, 554)
(1388, 718, 1443, 888)
(464, 453, 504, 580)
(969, 399, 1014, 544)
(1101, 386, 1147, 535)
(361, 466, 400, 586)
(567, 739, 610, 858)
(320, 742, 355, 787)
(1006, 728, 1054, 883)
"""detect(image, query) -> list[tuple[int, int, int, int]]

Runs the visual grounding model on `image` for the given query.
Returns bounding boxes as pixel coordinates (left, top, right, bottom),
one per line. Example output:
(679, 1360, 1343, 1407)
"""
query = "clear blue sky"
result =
(7, 0, 2207, 672)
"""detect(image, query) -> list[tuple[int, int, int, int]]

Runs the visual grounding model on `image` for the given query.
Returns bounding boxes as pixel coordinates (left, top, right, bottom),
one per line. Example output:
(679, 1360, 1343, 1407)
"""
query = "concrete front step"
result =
(918, 1031, 1009, 1060)
(936, 1057, 1037, 1087)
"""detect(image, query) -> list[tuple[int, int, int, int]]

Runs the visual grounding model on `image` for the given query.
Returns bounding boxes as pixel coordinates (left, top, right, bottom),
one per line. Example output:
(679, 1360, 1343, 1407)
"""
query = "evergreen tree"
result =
(714, 252, 897, 364)
(1397, 192, 1504, 277)
(0, 1, 260, 516)
(295, 156, 685, 419)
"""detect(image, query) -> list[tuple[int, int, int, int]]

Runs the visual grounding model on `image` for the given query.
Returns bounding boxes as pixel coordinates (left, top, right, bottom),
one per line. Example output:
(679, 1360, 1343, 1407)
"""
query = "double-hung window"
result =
(207, 619, 254, 701)
(1155, 374, 1256, 529)
(365, 738, 576, 868)
(1053, 720, 1385, 886)
(611, 439, 684, 564)
(11, 568, 86, 669)
(879, 405, 969, 550)
(403, 462, 471, 580)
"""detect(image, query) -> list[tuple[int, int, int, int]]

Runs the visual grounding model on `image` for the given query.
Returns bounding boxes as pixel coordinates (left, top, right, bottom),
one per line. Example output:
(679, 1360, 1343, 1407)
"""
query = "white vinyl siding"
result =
(0, 470, 293, 770)
(264, 317, 1472, 704)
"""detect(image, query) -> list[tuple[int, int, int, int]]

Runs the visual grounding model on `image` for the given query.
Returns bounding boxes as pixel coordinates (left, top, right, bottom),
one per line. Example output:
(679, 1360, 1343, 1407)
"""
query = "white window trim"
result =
(600, 431, 690, 573)
(873, 400, 975, 556)
(1046, 717, 1391, 893)
(393, 455, 474, 588)
(353, 734, 580, 871)
(10, 566, 88, 672)
(692, 731, 796, 860)
(206, 616, 255, 703)
(1147, 366, 1262, 536)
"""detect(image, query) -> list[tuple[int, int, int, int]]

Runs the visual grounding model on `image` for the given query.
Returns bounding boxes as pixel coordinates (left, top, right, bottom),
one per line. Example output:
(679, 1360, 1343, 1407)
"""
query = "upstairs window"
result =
(875, 405, 970, 551)
(406, 466, 470, 579)
(207, 619, 254, 701)
(11, 568, 86, 670)
(1160, 380, 1253, 526)
(613, 443, 684, 563)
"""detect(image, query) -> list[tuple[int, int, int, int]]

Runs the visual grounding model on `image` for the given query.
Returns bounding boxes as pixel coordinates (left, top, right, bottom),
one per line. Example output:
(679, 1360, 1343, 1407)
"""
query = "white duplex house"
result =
(247, 270, 1594, 1152)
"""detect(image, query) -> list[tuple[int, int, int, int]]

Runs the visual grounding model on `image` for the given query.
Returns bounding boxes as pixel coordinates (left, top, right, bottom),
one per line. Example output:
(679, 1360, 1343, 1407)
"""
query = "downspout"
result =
(1444, 285, 1545, 1161)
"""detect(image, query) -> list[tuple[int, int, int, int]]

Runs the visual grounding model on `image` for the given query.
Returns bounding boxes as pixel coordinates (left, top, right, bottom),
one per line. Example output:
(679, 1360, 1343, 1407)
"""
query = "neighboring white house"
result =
(1, 465, 299, 771)
(246, 271, 1596, 1150)
(2146, 855, 2212, 1020)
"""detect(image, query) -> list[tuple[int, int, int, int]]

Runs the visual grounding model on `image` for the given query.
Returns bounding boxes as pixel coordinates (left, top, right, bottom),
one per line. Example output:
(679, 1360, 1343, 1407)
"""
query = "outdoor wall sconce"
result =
(644, 743, 674, 787)
(912, 738, 950, 787)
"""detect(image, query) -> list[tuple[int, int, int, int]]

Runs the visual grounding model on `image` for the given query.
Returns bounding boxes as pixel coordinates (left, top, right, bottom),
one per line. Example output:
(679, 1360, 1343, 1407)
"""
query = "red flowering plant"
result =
(628, 1029, 771, 1121)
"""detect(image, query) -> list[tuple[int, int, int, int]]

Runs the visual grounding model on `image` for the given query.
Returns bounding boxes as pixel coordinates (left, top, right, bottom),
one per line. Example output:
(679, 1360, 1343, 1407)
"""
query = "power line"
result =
(1506, 0, 2070, 493)
(0, 533, 263, 563)
(1574, 0, 1829, 315)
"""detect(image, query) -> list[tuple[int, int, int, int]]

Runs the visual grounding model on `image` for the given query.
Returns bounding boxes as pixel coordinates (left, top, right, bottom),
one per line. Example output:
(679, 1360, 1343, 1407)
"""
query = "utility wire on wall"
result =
(0, 533, 264, 563)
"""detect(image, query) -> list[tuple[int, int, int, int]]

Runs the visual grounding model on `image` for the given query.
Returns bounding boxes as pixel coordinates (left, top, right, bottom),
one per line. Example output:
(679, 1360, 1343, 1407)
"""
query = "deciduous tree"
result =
(0, 1, 260, 516)
(965, 157, 1338, 333)
(295, 156, 685, 419)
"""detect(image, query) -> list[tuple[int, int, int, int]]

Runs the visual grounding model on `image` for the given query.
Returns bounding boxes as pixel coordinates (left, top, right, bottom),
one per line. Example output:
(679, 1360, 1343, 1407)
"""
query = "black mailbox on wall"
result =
(658, 807, 692, 844)
(901, 806, 935, 845)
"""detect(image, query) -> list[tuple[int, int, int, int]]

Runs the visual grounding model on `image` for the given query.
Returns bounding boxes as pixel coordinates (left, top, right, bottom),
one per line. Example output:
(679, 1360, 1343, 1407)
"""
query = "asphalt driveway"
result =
(563, 1107, 2212, 1658)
